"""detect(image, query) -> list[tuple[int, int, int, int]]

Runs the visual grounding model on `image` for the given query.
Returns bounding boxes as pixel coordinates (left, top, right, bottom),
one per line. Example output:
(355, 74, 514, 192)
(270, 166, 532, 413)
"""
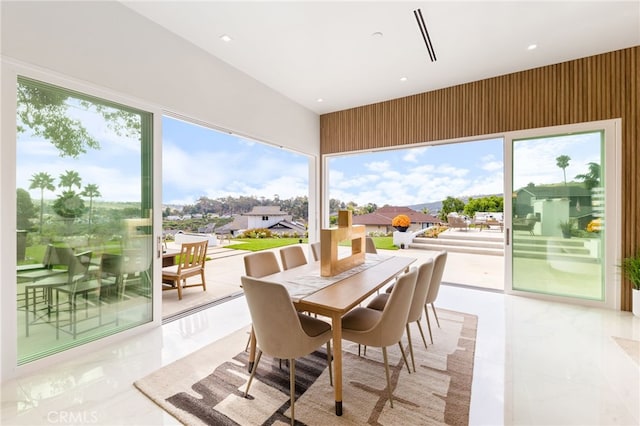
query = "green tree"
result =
(81, 183, 101, 227)
(556, 155, 571, 185)
(29, 171, 56, 234)
(575, 162, 600, 190)
(463, 196, 504, 218)
(439, 196, 466, 221)
(17, 188, 36, 231)
(53, 170, 84, 227)
(52, 190, 86, 219)
(58, 170, 82, 191)
(17, 79, 141, 158)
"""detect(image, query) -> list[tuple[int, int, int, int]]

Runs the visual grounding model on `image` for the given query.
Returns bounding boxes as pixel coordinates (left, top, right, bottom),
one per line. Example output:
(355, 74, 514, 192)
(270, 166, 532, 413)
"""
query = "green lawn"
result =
(224, 236, 398, 252)
(369, 236, 398, 250)
(224, 238, 308, 251)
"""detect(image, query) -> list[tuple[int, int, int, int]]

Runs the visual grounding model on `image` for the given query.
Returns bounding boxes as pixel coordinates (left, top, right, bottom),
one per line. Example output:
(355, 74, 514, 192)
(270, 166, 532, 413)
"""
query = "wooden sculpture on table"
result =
(320, 210, 366, 277)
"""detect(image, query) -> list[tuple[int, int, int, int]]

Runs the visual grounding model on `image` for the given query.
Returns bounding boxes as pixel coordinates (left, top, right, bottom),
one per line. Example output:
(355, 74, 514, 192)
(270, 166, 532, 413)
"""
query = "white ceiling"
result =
(122, 1, 640, 115)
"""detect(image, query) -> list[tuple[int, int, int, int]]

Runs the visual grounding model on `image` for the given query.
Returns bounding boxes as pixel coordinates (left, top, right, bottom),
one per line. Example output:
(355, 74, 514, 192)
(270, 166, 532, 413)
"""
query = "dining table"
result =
(255, 253, 416, 416)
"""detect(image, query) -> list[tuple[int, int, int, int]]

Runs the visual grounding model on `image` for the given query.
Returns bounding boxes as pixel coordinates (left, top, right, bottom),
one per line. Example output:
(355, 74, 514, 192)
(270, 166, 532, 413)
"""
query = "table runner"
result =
(282, 254, 392, 300)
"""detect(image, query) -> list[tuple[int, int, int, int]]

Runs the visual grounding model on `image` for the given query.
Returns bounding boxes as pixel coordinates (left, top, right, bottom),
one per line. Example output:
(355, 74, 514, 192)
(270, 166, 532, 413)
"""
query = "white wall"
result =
(0, 0, 319, 380)
(0, 1, 319, 154)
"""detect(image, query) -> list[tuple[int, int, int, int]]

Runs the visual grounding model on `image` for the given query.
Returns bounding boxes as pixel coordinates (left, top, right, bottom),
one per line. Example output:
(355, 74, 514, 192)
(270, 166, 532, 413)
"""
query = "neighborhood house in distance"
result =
(215, 206, 307, 236)
(351, 205, 440, 234)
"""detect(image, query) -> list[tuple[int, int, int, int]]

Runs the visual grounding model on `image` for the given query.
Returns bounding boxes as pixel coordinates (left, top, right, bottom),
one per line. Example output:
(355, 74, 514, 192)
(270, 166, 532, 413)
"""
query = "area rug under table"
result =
(134, 308, 477, 425)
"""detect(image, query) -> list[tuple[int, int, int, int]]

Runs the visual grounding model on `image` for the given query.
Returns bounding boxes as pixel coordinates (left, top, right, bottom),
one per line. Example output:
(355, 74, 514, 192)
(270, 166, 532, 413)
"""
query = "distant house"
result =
(352, 205, 440, 235)
(514, 184, 596, 229)
(216, 206, 307, 236)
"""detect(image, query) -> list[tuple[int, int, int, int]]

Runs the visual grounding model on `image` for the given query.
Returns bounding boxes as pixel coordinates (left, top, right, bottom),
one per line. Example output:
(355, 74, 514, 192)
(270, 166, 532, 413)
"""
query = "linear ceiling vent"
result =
(413, 8, 437, 62)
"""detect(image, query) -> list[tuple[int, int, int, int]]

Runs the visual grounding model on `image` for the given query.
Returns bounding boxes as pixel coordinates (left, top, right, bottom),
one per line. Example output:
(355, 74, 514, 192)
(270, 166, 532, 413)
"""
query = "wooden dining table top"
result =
(264, 254, 411, 297)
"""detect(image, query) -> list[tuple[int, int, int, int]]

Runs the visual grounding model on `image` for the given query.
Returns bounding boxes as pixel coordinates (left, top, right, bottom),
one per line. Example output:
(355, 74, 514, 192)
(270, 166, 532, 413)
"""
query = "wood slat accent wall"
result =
(320, 46, 639, 311)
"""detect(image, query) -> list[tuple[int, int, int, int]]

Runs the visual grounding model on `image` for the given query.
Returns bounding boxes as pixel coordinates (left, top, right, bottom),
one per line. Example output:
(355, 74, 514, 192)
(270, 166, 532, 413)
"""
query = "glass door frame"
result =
(1, 59, 164, 380)
(503, 119, 622, 309)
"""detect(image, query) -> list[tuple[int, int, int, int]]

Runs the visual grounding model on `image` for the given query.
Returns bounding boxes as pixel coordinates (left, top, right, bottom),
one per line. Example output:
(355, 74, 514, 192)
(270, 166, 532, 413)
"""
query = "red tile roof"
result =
(352, 206, 439, 226)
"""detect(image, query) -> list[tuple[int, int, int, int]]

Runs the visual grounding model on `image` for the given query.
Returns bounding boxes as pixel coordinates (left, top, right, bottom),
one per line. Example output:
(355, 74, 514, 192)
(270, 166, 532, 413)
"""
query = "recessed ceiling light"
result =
(372, 31, 383, 38)
(400, 77, 408, 82)
(527, 44, 538, 50)
(316, 98, 324, 103)
(220, 34, 232, 42)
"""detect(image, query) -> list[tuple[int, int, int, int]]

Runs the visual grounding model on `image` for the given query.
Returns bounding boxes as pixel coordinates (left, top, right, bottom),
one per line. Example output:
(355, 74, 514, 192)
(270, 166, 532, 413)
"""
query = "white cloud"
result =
(402, 147, 429, 163)
(480, 154, 503, 172)
(434, 164, 469, 178)
(365, 160, 390, 172)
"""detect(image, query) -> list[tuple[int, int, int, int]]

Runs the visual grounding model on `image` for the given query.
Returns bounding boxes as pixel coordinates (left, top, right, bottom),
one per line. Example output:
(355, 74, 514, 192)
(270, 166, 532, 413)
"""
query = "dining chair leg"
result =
(406, 324, 416, 373)
(176, 280, 183, 300)
(326, 341, 333, 386)
(244, 349, 263, 397)
(397, 342, 411, 374)
(416, 320, 429, 349)
(425, 304, 434, 344)
(247, 327, 257, 373)
(431, 302, 441, 328)
(289, 358, 295, 426)
(381, 347, 394, 408)
(200, 270, 207, 292)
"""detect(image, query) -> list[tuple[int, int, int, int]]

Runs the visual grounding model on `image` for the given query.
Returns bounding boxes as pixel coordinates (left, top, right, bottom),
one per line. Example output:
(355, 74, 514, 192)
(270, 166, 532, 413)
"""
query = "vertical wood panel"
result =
(320, 47, 639, 311)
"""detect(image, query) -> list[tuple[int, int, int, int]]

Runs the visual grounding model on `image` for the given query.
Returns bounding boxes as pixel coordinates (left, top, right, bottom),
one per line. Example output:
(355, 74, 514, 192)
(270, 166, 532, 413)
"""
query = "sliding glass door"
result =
(16, 77, 154, 364)
(506, 121, 619, 305)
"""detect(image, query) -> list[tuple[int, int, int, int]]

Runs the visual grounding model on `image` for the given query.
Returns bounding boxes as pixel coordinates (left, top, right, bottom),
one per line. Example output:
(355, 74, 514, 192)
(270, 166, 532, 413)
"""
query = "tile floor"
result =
(2, 253, 639, 425)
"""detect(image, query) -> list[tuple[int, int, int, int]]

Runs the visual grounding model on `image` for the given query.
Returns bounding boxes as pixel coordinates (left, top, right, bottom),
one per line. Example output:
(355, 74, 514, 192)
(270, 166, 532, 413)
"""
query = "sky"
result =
(162, 117, 309, 205)
(18, 106, 602, 208)
(17, 101, 144, 203)
(328, 139, 503, 207)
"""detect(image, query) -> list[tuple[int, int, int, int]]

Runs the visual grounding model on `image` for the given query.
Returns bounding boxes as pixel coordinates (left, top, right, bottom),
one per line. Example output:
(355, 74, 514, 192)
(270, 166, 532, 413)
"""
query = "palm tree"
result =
(556, 155, 571, 185)
(29, 172, 55, 234)
(575, 162, 600, 190)
(58, 170, 82, 191)
(81, 183, 101, 227)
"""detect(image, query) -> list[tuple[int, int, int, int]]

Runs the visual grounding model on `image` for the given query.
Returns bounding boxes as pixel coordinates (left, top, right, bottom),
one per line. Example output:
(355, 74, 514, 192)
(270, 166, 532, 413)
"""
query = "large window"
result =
(510, 130, 606, 300)
(16, 77, 153, 364)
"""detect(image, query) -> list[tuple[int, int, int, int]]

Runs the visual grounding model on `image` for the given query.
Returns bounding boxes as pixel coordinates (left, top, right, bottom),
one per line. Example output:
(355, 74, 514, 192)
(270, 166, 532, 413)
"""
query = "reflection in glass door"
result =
(510, 131, 604, 300)
(16, 77, 154, 364)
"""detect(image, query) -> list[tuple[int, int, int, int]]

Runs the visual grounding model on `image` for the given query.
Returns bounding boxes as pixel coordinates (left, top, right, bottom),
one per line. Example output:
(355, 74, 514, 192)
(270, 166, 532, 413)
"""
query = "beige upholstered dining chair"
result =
(279, 245, 307, 270)
(367, 258, 435, 372)
(365, 236, 378, 254)
(423, 250, 448, 344)
(243, 251, 281, 278)
(340, 268, 417, 408)
(241, 276, 333, 426)
(310, 242, 321, 261)
(242, 251, 282, 370)
(161, 240, 208, 300)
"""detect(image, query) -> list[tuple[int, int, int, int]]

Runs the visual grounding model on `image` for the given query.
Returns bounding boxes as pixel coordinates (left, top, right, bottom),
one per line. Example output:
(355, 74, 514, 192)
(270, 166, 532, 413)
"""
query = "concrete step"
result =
(413, 236, 504, 250)
(512, 238, 586, 247)
(514, 249, 600, 263)
(205, 247, 248, 260)
(513, 243, 590, 255)
(408, 241, 504, 256)
(435, 232, 504, 243)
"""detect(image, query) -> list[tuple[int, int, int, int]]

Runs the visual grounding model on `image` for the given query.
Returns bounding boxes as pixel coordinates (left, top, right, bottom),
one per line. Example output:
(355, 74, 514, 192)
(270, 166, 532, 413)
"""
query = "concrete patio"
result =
(161, 237, 505, 319)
